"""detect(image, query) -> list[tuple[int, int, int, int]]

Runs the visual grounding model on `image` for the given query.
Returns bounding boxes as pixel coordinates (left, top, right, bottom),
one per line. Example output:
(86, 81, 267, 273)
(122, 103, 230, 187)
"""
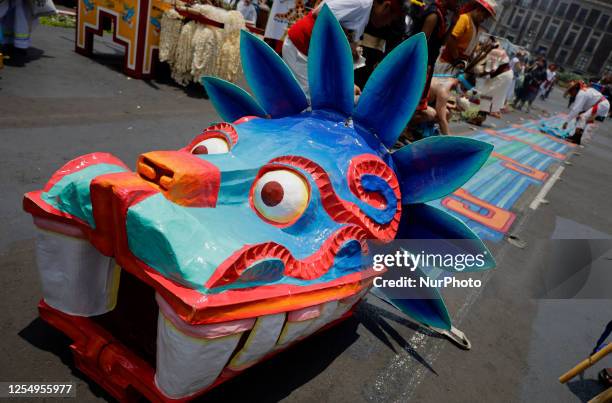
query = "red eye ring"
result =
(182, 122, 239, 152)
(249, 165, 311, 228)
(183, 132, 231, 153)
(189, 137, 230, 155)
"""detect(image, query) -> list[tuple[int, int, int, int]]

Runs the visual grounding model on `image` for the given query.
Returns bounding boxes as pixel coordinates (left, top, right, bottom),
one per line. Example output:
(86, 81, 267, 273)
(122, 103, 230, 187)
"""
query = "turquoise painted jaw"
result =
(41, 163, 129, 227)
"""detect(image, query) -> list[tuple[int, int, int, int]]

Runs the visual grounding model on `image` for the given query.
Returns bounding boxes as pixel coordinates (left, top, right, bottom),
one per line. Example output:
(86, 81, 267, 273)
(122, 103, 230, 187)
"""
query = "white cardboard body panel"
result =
(276, 316, 315, 348)
(276, 300, 340, 348)
(330, 288, 370, 322)
(155, 315, 242, 399)
(228, 313, 285, 371)
(302, 300, 339, 337)
(35, 228, 120, 316)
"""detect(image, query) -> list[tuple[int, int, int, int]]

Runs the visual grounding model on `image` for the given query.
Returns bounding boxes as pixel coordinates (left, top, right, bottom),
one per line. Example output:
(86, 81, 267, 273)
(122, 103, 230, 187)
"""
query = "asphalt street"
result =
(1, 25, 611, 402)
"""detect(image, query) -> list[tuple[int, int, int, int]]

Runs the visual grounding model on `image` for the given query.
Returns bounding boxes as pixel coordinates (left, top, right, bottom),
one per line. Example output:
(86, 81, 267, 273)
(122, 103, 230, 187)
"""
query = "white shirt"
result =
(237, 0, 257, 23)
(567, 87, 607, 121)
(509, 56, 519, 70)
(480, 48, 509, 73)
(324, 0, 373, 42)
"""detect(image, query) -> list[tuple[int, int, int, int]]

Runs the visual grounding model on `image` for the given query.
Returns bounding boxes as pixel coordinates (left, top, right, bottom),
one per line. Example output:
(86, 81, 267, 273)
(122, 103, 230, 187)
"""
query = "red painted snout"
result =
(137, 151, 220, 207)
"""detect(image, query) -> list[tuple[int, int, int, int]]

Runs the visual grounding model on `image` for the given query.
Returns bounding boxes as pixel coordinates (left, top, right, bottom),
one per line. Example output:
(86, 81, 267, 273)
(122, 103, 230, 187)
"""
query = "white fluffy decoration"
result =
(223, 10, 245, 34)
(160, 6, 245, 86)
(159, 9, 183, 65)
(191, 24, 220, 82)
(172, 20, 197, 86)
(216, 10, 244, 82)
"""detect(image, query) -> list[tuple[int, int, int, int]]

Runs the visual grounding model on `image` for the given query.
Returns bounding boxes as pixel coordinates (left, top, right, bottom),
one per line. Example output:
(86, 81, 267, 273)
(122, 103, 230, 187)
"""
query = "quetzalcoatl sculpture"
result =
(23, 6, 494, 401)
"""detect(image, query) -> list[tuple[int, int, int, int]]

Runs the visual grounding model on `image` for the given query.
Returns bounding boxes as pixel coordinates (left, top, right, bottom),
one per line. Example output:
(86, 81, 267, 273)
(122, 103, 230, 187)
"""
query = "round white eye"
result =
(191, 137, 230, 155)
(253, 169, 310, 225)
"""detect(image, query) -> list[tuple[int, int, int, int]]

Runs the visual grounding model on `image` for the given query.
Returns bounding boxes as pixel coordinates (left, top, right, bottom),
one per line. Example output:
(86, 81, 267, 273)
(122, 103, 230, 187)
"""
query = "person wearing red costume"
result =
(282, 0, 406, 96)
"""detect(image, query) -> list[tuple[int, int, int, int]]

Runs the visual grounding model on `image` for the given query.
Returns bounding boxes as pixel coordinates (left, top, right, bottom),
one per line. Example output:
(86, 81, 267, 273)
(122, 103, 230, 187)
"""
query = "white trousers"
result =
(506, 77, 516, 101)
(476, 70, 513, 113)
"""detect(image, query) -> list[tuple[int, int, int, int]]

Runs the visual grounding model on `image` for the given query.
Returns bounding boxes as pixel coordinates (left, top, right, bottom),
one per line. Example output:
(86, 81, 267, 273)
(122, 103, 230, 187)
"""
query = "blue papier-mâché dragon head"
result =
(25, 5, 494, 332)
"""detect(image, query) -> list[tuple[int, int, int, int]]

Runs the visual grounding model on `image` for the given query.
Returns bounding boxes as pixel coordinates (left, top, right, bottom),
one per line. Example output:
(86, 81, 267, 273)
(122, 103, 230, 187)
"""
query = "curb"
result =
(57, 8, 77, 17)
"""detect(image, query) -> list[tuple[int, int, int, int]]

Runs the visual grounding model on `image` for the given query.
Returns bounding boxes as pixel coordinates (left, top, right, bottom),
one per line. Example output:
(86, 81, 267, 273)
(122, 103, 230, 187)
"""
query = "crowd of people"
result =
(276, 0, 609, 142)
(277, 0, 524, 139)
(279, 0, 494, 138)
(3, 0, 610, 143)
(511, 55, 556, 114)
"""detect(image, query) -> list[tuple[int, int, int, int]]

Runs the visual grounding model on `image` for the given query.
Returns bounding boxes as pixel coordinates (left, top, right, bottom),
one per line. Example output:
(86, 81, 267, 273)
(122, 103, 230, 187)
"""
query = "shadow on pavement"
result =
(2, 46, 50, 68)
(565, 377, 607, 402)
(88, 49, 209, 100)
(357, 302, 440, 376)
(17, 311, 361, 402)
(17, 299, 443, 402)
(18, 318, 114, 401)
(27, 47, 50, 62)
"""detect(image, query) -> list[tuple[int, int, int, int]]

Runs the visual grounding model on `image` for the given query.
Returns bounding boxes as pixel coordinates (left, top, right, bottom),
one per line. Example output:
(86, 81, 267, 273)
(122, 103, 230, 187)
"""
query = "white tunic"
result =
(567, 88, 609, 122)
(475, 49, 513, 113)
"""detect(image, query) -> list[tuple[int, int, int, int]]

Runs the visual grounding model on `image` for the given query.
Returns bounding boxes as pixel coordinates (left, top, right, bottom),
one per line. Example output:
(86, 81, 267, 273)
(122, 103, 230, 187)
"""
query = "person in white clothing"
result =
(468, 38, 513, 124)
(538, 64, 557, 100)
(237, 0, 257, 23)
(504, 52, 521, 107)
(282, 0, 404, 95)
(562, 82, 610, 145)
